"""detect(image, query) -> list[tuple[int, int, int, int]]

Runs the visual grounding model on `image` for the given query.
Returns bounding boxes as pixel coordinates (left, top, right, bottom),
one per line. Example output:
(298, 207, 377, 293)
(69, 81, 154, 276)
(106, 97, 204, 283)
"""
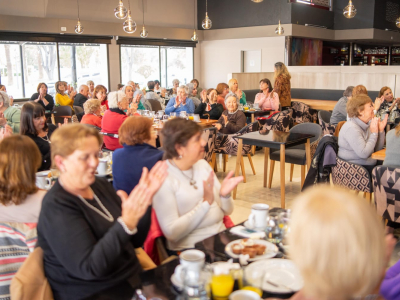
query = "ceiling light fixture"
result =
(140, 0, 148, 38)
(396, 17, 400, 28)
(75, 0, 84, 34)
(123, 0, 136, 34)
(275, 0, 284, 35)
(343, 0, 357, 19)
(114, 0, 128, 19)
(191, 0, 198, 41)
(202, 0, 212, 30)
(251, 0, 264, 2)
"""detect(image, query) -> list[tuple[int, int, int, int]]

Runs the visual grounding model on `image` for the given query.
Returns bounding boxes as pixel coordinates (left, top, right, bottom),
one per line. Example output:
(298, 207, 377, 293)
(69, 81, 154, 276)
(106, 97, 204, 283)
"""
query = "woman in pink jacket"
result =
(254, 78, 280, 113)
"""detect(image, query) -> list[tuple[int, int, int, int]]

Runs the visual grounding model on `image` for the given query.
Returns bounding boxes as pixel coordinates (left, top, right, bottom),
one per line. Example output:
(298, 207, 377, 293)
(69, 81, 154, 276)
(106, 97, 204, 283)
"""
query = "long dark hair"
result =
(259, 78, 273, 93)
(20, 102, 48, 136)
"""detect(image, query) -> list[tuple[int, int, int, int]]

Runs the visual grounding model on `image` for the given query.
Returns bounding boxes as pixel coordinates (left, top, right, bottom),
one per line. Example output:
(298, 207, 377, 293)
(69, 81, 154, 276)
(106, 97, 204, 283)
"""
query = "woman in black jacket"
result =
(20, 102, 57, 171)
(195, 88, 224, 120)
(30, 82, 55, 111)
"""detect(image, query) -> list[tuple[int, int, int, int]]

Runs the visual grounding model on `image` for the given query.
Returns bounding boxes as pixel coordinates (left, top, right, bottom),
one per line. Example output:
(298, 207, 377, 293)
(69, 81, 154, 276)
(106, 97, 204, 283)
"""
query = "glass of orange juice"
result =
(240, 268, 264, 297)
(211, 271, 235, 300)
(188, 113, 195, 121)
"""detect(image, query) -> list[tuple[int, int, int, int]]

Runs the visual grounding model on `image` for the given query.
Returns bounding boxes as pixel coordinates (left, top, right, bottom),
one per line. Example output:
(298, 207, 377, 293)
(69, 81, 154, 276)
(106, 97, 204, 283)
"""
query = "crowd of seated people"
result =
(2, 67, 400, 300)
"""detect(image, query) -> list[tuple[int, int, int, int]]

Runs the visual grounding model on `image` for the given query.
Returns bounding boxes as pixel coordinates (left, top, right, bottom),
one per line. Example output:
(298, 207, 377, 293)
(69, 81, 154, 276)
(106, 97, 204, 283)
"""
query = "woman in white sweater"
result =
(153, 118, 243, 251)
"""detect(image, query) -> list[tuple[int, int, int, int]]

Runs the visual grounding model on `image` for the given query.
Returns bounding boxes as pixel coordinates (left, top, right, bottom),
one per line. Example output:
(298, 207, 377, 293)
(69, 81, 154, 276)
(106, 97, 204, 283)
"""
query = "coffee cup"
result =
(253, 103, 259, 109)
(97, 159, 108, 175)
(248, 203, 269, 229)
(36, 171, 52, 190)
(193, 114, 200, 122)
(174, 249, 205, 282)
(229, 290, 261, 300)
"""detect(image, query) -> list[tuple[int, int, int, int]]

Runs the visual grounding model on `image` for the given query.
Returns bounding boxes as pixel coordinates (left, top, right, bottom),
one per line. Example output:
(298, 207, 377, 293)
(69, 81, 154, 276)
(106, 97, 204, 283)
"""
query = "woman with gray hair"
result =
(168, 79, 180, 97)
(186, 83, 201, 108)
(214, 92, 246, 134)
(330, 86, 354, 125)
(0, 91, 21, 134)
(165, 85, 195, 115)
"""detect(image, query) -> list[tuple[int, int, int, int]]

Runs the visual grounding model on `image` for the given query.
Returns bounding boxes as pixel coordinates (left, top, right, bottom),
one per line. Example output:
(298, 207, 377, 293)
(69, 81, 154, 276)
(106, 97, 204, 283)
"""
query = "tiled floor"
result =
(215, 151, 303, 225)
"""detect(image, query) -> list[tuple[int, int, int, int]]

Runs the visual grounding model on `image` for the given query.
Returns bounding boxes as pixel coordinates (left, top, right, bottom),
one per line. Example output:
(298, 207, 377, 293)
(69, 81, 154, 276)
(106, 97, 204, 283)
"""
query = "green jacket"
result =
(4, 106, 21, 134)
(240, 92, 247, 105)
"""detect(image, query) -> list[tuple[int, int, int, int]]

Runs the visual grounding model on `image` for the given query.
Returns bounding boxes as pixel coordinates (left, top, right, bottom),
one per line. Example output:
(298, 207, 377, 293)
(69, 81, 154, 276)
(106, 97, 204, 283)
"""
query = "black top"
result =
(25, 124, 57, 171)
(37, 178, 142, 300)
(194, 102, 224, 120)
(74, 93, 88, 108)
(30, 93, 55, 111)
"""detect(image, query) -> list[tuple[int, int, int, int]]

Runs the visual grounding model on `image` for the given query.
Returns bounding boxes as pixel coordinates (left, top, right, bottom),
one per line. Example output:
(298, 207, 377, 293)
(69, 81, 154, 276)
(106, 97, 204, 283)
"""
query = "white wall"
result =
(200, 36, 285, 89)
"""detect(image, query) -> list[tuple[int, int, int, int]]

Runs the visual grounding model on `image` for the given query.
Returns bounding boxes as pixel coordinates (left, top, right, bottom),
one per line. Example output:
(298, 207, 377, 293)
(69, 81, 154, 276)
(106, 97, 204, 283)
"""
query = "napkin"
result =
(213, 261, 241, 275)
(230, 226, 266, 239)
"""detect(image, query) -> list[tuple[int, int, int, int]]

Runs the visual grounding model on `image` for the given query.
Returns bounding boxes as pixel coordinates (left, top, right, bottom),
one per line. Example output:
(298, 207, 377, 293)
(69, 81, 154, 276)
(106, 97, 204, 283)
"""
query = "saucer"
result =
(95, 169, 112, 177)
(244, 220, 265, 232)
(170, 273, 183, 291)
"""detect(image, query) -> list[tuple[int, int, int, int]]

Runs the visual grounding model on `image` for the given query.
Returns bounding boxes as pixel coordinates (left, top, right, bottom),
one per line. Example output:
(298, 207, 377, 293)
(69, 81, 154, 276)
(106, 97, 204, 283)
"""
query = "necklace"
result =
(38, 132, 50, 143)
(170, 160, 198, 189)
(77, 188, 114, 222)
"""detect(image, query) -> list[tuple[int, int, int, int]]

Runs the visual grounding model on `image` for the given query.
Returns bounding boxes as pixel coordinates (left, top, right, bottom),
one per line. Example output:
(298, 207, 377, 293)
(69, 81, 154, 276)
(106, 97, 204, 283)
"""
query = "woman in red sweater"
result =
(101, 91, 139, 150)
(81, 99, 102, 128)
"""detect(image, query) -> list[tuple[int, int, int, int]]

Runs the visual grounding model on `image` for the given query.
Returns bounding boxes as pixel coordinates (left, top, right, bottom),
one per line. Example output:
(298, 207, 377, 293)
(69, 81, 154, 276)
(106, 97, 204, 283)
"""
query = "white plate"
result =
(225, 239, 278, 261)
(170, 273, 183, 291)
(245, 259, 303, 294)
(244, 220, 264, 232)
(95, 169, 112, 177)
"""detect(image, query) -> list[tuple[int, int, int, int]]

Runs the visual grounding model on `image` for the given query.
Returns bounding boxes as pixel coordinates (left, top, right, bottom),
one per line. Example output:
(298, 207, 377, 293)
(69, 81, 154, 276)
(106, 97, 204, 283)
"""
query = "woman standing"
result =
(37, 124, 167, 300)
(87, 80, 95, 99)
(195, 89, 224, 120)
(228, 79, 246, 105)
(20, 102, 57, 171)
(216, 83, 229, 110)
(273, 62, 291, 110)
(254, 78, 279, 112)
(29, 82, 54, 111)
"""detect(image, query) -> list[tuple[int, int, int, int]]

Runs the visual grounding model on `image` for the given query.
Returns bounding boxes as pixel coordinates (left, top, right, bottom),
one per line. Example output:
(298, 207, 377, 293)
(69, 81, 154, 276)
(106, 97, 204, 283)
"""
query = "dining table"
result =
(372, 148, 386, 161)
(233, 130, 314, 208)
(138, 208, 293, 300)
(242, 109, 272, 123)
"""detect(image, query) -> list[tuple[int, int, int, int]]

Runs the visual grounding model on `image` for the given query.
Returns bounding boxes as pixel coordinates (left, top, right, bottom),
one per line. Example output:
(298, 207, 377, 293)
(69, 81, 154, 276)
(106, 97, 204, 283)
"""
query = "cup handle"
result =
(175, 265, 183, 282)
(45, 178, 52, 189)
(248, 213, 255, 228)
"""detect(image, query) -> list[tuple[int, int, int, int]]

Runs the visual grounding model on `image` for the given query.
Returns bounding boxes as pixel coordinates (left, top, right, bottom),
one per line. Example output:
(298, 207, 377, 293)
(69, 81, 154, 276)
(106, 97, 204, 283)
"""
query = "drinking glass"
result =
(240, 267, 264, 297)
(162, 115, 169, 121)
(210, 271, 235, 300)
(265, 211, 283, 244)
(238, 104, 244, 111)
(188, 113, 195, 121)
(137, 110, 144, 116)
(170, 112, 177, 119)
(180, 111, 187, 118)
(280, 209, 291, 249)
(181, 266, 211, 300)
(157, 111, 164, 119)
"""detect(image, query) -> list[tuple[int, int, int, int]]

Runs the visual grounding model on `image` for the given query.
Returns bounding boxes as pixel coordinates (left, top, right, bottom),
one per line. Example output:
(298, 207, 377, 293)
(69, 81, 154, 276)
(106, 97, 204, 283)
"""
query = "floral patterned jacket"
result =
(274, 75, 291, 108)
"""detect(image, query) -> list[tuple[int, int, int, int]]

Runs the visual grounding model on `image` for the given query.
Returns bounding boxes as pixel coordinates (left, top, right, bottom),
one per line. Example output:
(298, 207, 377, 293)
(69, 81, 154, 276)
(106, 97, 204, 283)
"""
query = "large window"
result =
(121, 45, 160, 89)
(0, 43, 23, 98)
(121, 45, 194, 90)
(0, 41, 109, 98)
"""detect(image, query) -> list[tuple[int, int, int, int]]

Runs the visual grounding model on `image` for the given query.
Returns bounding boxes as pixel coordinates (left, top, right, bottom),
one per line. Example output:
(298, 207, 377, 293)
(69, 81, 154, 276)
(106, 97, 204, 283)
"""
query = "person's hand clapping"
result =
(374, 96, 384, 111)
(378, 114, 388, 132)
(175, 96, 182, 107)
(70, 90, 77, 99)
(9, 96, 14, 107)
(220, 171, 244, 197)
(214, 123, 222, 130)
(200, 90, 208, 103)
(203, 171, 215, 205)
(370, 117, 379, 134)
(134, 93, 142, 104)
(0, 125, 13, 140)
(58, 117, 69, 128)
(0, 112, 7, 127)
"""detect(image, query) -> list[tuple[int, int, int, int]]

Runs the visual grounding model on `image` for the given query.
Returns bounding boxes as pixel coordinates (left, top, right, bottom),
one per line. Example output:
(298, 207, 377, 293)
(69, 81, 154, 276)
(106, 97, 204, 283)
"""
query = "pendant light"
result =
(251, 0, 264, 2)
(123, 0, 137, 34)
(397, 17, 400, 28)
(75, 0, 84, 34)
(140, 0, 148, 38)
(343, 0, 357, 19)
(202, 0, 212, 30)
(191, 0, 198, 41)
(275, 0, 284, 35)
(114, 0, 128, 19)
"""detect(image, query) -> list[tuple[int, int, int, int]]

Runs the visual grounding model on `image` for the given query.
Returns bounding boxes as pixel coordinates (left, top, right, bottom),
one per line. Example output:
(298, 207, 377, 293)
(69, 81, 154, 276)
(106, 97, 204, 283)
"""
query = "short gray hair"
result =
(79, 84, 88, 92)
(122, 84, 134, 95)
(108, 91, 126, 109)
(177, 85, 188, 96)
(0, 91, 10, 108)
(186, 83, 195, 96)
(86, 80, 94, 86)
(172, 79, 180, 86)
(343, 86, 354, 98)
(224, 92, 239, 106)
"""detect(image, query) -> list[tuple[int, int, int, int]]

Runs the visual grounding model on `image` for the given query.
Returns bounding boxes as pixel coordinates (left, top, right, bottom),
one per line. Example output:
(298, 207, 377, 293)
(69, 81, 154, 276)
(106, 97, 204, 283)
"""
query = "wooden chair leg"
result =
(300, 165, 305, 189)
(364, 192, 372, 204)
(268, 160, 275, 188)
(290, 164, 294, 182)
(210, 153, 216, 170)
(354, 190, 359, 195)
(240, 156, 247, 183)
(214, 155, 219, 172)
(223, 154, 228, 173)
(247, 154, 256, 175)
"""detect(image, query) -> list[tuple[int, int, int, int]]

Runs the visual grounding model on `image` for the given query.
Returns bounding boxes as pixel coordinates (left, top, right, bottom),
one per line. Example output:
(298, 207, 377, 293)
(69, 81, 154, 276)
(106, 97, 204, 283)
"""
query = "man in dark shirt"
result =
(73, 84, 89, 108)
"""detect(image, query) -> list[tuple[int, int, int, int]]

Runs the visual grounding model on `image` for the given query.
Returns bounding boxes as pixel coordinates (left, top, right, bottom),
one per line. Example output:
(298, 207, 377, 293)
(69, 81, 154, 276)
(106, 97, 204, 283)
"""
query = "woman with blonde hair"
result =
(287, 186, 388, 300)
(55, 81, 75, 113)
(228, 78, 246, 105)
(273, 62, 291, 110)
(0, 135, 45, 223)
(81, 99, 102, 128)
(86, 80, 95, 99)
